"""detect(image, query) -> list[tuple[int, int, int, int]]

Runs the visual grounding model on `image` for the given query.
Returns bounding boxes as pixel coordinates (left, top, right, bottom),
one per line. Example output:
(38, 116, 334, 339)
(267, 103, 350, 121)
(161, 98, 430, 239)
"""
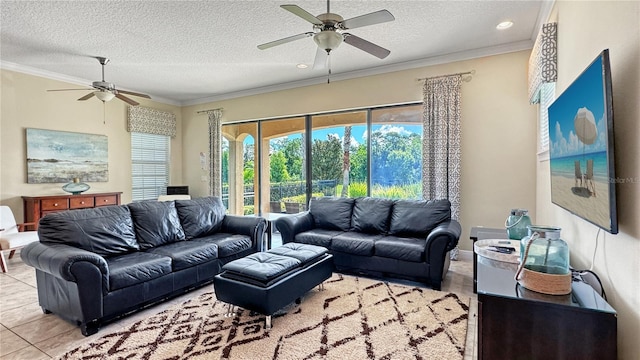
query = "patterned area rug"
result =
(59, 274, 469, 360)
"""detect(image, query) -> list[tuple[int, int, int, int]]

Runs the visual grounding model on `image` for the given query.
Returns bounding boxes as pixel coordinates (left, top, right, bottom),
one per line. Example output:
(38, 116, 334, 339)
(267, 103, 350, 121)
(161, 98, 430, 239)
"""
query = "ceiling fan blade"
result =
(313, 47, 328, 70)
(280, 5, 323, 25)
(117, 89, 151, 99)
(48, 88, 93, 92)
(115, 93, 139, 106)
(343, 33, 390, 59)
(77, 92, 95, 101)
(340, 9, 395, 30)
(258, 32, 314, 50)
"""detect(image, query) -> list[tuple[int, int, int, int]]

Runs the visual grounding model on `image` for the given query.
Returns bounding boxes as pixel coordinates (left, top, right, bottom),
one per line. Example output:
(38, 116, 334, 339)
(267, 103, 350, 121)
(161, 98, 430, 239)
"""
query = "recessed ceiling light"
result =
(296, 63, 308, 69)
(496, 21, 514, 30)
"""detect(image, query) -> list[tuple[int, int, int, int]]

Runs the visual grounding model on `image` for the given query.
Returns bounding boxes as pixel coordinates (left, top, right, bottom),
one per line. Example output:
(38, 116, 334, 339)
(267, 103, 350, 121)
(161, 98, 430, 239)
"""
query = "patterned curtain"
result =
(422, 75, 462, 221)
(207, 109, 223, 197)
(528, 22, 558, 104)
(128, 106, 176, 137)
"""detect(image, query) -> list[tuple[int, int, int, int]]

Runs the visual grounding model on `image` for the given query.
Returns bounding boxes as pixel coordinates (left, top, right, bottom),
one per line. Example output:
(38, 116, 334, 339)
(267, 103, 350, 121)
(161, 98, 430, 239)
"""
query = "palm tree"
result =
(341, 126, 351, 197)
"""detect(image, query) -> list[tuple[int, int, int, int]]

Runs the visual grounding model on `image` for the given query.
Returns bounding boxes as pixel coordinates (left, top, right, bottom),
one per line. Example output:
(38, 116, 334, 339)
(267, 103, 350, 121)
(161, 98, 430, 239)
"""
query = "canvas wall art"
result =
(26, 128, 108, 183)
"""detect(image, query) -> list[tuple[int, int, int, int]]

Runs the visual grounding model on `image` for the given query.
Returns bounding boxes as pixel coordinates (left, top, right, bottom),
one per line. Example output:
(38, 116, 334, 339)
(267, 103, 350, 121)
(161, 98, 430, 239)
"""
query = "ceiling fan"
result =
(48, 57, 151, 106)
(258, 0, 395, 70)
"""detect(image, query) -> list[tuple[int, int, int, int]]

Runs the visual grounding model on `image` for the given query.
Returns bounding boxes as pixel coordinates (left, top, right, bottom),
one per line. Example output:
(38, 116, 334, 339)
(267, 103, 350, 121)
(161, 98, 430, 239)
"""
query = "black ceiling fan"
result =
(258, 0, 395, 69)
(48, 57, 151, 106)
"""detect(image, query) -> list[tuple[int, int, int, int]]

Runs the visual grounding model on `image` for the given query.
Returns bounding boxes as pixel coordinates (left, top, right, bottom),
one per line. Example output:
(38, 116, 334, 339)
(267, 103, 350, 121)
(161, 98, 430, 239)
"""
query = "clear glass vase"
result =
(519, 225, 569, 275)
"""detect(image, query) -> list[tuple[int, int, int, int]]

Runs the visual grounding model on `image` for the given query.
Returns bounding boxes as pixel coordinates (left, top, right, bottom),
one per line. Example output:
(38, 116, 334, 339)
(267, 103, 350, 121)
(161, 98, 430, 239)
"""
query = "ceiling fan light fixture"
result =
(95, 90, 115, 102)
(314, 30, 343, 52)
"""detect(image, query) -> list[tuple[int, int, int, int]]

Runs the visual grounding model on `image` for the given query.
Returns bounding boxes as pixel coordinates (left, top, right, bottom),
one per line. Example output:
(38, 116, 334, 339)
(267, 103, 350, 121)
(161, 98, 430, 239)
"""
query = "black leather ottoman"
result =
(213, 243, 333, 328)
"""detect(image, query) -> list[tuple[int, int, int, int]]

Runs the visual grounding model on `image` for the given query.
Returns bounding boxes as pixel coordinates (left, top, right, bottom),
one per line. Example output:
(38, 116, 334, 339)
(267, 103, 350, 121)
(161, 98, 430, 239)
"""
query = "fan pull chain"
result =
(103, 101, 106, 124)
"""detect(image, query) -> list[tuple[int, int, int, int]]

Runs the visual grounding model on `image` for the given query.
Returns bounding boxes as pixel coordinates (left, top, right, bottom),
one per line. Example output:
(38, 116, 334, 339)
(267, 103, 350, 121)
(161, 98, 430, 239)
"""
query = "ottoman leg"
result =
(265, 315, 272, 329)
(318, 282, 325, 291)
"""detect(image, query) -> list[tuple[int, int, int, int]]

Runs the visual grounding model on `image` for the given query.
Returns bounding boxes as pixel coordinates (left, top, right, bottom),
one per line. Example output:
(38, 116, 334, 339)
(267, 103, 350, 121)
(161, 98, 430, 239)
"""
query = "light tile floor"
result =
(0, 239, 478, 359)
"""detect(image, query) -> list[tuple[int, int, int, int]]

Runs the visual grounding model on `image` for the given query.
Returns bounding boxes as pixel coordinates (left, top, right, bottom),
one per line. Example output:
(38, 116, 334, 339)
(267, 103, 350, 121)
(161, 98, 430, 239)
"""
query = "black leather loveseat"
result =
(275, 197, 461, 290)
(21, 196, 266, 335)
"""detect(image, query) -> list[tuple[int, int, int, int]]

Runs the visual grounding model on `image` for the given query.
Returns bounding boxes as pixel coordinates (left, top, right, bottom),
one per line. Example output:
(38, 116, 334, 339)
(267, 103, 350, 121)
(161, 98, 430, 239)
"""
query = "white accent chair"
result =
(0, 206, 39, 272)
(157, 195, 191, 201)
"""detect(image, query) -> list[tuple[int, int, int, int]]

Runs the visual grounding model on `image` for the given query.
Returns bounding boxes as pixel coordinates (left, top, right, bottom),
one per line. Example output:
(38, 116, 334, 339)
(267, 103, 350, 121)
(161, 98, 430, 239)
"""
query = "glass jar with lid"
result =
(516, 225, 571, 295)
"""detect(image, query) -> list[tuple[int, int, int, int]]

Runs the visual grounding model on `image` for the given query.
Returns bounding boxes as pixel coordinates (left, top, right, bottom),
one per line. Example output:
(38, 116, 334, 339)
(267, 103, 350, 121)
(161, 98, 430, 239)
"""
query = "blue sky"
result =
(242, 124, 422, 145)
(548, 54, 609, 157)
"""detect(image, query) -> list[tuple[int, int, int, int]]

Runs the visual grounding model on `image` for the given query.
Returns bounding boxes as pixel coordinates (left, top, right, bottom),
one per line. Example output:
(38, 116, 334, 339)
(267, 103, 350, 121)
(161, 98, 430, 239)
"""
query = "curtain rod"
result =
(417, 70, 475, 82)
(196, 107, 223, 114)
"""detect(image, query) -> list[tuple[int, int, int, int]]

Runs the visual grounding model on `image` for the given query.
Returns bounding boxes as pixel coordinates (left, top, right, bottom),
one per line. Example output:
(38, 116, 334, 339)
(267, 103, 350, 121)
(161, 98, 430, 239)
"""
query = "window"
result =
(131, 132, 170, 201)
(539, 82, 555, 156)
(221, 103, 423, 214)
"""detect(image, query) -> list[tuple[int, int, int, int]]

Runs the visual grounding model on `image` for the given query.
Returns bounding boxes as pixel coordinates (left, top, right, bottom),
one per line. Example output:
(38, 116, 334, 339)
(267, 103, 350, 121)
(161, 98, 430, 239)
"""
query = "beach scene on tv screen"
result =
(548, 55, 611, 229)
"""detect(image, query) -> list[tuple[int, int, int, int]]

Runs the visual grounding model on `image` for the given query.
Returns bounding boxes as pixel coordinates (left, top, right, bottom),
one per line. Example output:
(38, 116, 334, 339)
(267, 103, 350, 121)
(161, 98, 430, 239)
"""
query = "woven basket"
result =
(517, 267, 571, 295)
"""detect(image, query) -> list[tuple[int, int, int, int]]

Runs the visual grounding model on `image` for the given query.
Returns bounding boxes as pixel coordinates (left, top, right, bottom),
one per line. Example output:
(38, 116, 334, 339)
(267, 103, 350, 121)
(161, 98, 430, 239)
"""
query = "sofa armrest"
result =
(20, 242, 109, 283)
(221, 215, 267, 250)
(274, 212, 315, 244)
(424, 220, 461, 290)
(426, 219, 462, 253)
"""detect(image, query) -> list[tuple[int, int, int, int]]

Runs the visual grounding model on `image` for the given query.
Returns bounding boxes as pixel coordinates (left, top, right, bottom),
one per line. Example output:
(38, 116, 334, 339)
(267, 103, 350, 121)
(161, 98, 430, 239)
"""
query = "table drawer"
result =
(95, 195, 118, 207)
(41, 198, 69, 211)
(70, 197, 95, 209)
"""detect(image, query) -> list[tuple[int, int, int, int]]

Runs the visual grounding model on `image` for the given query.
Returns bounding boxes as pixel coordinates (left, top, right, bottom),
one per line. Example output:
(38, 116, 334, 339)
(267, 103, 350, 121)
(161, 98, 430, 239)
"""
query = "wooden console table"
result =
(477, 249, 617, 359)
(22, 192, 122, 230)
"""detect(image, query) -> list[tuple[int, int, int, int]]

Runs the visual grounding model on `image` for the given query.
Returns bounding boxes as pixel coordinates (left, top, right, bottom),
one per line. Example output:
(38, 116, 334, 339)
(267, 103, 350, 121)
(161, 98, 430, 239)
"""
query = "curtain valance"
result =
(128, 106, 177, 137)
(528, 22, 558, 104)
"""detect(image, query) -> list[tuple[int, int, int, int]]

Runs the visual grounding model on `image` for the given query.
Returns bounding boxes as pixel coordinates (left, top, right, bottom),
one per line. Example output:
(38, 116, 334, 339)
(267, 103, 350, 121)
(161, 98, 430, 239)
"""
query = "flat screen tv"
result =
(548, 49, 618, 234)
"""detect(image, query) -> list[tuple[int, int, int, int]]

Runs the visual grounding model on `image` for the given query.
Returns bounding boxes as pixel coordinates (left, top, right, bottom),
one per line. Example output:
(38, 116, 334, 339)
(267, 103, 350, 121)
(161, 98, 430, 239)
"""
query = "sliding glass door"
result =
(311, 111, 367, 199)
(370, 105, 423, 199)
(221, 103, 422, 214)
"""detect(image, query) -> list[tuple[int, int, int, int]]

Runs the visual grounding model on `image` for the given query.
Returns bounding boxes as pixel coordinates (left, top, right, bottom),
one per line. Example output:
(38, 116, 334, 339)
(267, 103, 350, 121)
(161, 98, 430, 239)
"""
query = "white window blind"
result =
(131, 132, 170, 201)
(539, 82, 556, 152)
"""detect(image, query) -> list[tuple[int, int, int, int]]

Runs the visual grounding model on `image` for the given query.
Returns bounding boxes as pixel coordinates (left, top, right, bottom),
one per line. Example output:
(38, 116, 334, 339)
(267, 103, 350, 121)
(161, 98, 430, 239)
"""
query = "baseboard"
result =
(457, 249, 473, 261)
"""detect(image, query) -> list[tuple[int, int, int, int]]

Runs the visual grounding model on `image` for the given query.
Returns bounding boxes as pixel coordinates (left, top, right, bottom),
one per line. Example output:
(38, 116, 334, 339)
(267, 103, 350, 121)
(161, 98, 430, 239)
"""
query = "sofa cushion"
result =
(268, 243, 328, 265)
(221, 252, 301, 287)
(294, 229, 342, 248)
(193, 233, 253, 258)
(374, 236, 426, 262)
(106, 252, 172, 291)
(351, 197, 394, 234)
(38, 205, 139, 256)
(145, 240, 218, 271)
(332, 232, 381, 256)
(175, 197, 226, 239)
(388, 199, 451, 237)
(128, 200, 185, 250)
(309, 197, 355, 231)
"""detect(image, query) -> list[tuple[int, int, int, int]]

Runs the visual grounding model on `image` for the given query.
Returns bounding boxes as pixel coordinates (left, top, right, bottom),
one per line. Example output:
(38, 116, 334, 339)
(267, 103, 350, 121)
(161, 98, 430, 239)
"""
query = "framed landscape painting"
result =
(26, 128, 108, 183)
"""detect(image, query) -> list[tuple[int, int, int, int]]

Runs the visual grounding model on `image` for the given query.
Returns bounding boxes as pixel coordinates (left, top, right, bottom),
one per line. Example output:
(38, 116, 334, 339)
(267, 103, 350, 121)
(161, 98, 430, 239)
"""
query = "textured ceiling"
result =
(0, 1, 550, 105)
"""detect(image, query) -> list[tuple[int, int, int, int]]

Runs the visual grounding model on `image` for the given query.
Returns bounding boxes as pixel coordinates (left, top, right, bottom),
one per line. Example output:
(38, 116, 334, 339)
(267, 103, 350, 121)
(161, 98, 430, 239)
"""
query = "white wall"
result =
(181, 50, 538, 251)
(0, 70, 184, 217)
(537, 2, 640, 358)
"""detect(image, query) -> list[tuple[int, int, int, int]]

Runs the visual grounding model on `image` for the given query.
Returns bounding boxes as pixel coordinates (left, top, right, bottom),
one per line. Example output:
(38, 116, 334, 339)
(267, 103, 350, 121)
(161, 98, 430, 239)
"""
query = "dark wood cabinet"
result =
(22, 192, 122, 230)
(477, 256, 617, 359)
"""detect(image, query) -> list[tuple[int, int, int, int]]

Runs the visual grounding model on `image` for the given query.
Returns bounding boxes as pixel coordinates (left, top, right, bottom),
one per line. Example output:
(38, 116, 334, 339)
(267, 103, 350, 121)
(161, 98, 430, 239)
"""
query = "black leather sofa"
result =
(275, 197, 461, 290)
(21, 196, 266, 336)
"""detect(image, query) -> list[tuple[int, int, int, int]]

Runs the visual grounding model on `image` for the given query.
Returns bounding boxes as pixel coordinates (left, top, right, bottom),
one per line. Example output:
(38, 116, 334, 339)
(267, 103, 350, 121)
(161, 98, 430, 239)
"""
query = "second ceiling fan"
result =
(258, 0, 395, 69)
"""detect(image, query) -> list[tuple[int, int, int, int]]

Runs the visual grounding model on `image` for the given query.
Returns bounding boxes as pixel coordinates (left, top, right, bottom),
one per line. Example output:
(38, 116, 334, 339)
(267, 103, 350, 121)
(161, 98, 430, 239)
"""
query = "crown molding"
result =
(182, 39, 534, 106)
(531, 0, 556, 40)
(2, 38, 533, 108)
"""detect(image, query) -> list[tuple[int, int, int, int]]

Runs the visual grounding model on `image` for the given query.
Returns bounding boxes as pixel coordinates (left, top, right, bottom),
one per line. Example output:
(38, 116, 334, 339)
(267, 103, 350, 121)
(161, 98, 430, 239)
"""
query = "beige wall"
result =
(0, 70, 183, 219)
(537, 2, 640, 358)
(181, 50, 538, 250)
